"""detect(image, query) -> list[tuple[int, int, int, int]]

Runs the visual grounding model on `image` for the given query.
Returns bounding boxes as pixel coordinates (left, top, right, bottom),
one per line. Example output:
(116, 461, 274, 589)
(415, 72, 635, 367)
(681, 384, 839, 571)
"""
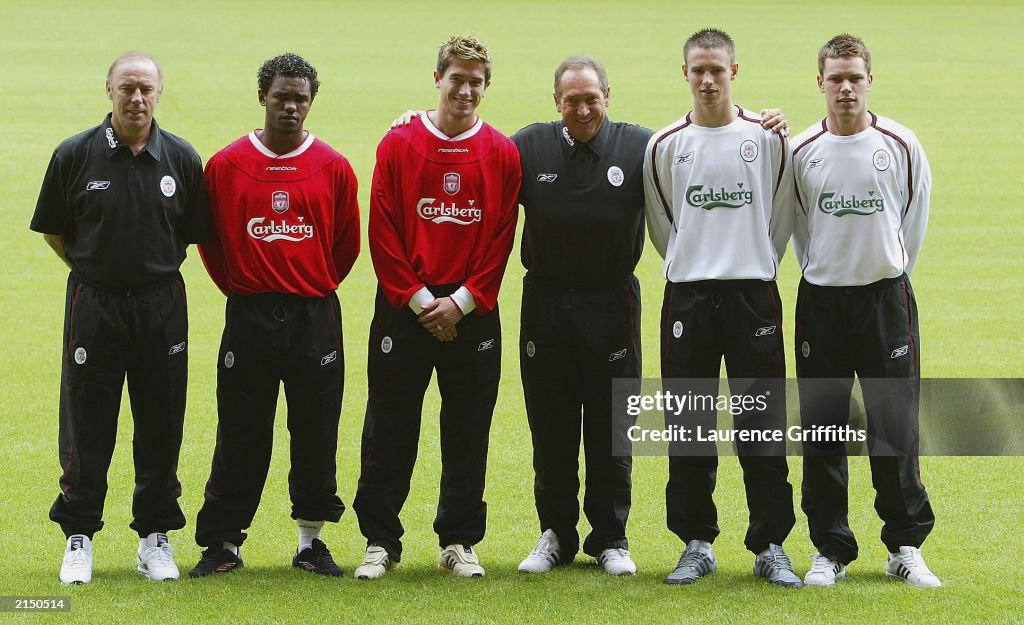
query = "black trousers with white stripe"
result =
(662, 279, 796, 555)
(519, 274, 640, 561)
(353, 286, 501, 563)
(796, 274, 934, 564)
(195, 292, 346, 548)
(50, 272, 189, 539)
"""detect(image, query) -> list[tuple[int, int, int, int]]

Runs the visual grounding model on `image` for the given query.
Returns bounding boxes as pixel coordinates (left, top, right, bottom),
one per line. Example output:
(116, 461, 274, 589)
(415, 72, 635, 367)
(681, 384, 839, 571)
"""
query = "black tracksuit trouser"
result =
(519, 274, 639, 560)
(661, 279, 795, 554)
(195, 292, 346, 548)
(795, 275, 934, 564)
(353, 287, 501, 563)
(50, 272, 189, 539)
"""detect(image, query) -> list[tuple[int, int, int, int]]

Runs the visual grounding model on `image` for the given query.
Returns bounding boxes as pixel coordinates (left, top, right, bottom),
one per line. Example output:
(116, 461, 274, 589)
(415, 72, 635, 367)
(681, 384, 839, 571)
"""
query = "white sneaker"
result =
(137, 532, 179, 581)
(886, 546, 941, 588)
(598, 547, 637, 576)
(60, 535, 93, 585)
(804, 552, 846, 586)
(439, 544, 485, 578)
(354, 544, 395, 580)
(518, 529, 560, 574)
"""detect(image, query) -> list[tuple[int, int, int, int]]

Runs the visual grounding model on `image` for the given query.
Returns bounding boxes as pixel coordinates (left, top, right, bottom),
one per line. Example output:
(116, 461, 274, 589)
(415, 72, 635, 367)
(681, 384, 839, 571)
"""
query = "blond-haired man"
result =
(353, 35, 521, 579)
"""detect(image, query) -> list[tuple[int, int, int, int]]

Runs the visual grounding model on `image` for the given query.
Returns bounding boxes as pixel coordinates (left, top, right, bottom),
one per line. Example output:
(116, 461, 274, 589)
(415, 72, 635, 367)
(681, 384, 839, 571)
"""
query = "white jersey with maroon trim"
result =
(369, 113, 521, 315)
(643, 106, 794, 283)
(792, 112, 931, 287)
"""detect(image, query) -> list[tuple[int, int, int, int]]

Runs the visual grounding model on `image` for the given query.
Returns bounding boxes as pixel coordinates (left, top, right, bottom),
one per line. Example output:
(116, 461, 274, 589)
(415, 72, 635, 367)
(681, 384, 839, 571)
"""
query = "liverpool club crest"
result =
(272, 190, 290, 213)
(443, 172, 461, 196)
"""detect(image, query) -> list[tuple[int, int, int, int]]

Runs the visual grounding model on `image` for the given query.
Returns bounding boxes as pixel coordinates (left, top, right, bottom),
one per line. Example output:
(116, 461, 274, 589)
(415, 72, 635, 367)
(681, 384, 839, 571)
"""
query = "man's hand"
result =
(760, 108, 789, 137)
(391, 110, 426, 128)
(43, 233, 72, 269)
(418, 297, 464, 342)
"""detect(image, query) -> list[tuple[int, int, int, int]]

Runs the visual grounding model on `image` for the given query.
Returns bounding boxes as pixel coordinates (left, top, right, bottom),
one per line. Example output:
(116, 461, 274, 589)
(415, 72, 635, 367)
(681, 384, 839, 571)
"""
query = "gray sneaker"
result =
(754, 543, 803, 588)
(666, 540, 716, 585)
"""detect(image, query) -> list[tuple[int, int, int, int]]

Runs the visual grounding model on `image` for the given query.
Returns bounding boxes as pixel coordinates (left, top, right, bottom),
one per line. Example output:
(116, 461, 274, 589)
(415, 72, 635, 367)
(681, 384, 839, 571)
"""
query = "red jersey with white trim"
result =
(199, 132, 360, 297)
(369, 114, 521, 313)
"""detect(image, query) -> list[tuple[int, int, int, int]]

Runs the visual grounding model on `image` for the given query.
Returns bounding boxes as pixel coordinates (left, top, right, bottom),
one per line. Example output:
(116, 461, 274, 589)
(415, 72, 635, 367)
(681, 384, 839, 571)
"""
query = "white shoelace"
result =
(602, 548, 630, 562)
(142, 543, 176, 567)
(528, 535, 556, 558)
(65, 548, 90, 568)
(809, 553, 835, 575)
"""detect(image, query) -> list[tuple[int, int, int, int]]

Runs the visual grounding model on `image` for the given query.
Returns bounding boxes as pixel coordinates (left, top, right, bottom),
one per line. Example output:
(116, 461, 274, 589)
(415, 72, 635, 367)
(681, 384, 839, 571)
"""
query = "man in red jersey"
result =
(353, 35, 521, 580)
(188, 53, 360, 579)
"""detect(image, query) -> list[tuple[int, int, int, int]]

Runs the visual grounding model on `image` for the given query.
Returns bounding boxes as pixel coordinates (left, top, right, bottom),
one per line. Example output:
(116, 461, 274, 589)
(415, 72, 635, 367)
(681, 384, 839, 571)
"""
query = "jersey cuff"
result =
(408, 286, 435, 315)
(450, 287, 476, 315)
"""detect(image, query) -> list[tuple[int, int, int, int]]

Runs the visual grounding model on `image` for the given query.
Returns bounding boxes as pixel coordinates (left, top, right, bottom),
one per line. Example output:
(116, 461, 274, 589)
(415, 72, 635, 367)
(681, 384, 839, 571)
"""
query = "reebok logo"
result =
(754, 326, 776, 337)
(478, 339, 495, 352)
(86, 180, 111, 191)
(891, 345, 909, 359)
(608, 348, 627, 362)
(168, 341, 186, 355)
(675, 151, 694, 164)
(321, 350, 338, 366)
(537, 173, 558, 182)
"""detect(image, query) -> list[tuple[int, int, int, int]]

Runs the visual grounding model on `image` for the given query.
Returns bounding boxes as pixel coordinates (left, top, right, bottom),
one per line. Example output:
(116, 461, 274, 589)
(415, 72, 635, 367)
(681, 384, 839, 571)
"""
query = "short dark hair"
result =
(818, 33, 871, 76)
(553, 55, 609, 99)
(684, 28, 736, 64)
(258, 52, 320, 98)
(436, 35, 491, 83)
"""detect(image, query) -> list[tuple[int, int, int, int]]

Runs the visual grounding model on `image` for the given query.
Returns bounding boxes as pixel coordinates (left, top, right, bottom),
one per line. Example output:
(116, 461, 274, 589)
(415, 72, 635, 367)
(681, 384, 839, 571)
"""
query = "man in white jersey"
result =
(644, 28, 800, 588)
(791, 33, 938, 589)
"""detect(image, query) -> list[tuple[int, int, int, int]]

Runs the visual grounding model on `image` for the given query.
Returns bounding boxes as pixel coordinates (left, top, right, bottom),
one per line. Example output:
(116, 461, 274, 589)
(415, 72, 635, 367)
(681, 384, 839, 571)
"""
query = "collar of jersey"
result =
(101, 113, 162, 160)
(419, 112, 482, 142)
(247, 130, 315, 159)
(563, 117, 610, 157)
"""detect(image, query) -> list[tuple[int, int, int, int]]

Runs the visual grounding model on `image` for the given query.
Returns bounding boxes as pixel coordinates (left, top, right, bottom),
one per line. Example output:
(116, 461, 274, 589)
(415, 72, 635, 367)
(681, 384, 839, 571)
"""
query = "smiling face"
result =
(435, 57, 489, 122)
(555, 67, 609, 143)
(819, 56, 872, 126)
(683, 45, 737, 111)
(259, 75, 313, 136)
(106, 58, 162, 138)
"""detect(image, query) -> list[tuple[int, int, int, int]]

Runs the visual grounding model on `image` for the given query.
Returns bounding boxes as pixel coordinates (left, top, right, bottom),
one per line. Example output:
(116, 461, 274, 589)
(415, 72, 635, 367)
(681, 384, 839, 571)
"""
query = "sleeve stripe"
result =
(870, 112, 914, 218)
(649, 117, 691, 227)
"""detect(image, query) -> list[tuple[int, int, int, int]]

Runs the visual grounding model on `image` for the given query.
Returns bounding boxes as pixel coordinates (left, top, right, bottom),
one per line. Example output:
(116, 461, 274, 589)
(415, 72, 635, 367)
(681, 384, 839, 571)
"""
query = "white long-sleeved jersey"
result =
(643, 106, 794, 282)
(791, 112, 931, 287)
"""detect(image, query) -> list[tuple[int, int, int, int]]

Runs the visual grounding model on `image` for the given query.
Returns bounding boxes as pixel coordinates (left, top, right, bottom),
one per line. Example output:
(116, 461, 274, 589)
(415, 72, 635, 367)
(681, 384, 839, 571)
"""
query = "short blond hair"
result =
(436, 35, 491, 82)
(818, 33, 871, 76)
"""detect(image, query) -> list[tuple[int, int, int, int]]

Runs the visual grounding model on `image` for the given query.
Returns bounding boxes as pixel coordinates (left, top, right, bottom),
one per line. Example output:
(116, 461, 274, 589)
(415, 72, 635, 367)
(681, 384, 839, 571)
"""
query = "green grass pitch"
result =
(1, 1, 1022, 623)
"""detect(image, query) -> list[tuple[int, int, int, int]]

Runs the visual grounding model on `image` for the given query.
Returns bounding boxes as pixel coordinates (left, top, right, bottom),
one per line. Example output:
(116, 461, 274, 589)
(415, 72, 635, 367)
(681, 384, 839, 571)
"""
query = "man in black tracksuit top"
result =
(30, 52, 209, 584)
(513, 56, 649, 575)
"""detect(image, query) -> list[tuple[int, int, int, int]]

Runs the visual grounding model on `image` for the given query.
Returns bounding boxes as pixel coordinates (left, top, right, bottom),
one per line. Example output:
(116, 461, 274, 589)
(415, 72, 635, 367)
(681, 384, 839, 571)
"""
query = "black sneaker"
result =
(188, 547, 243, 578)
(293, 539, 344, 577)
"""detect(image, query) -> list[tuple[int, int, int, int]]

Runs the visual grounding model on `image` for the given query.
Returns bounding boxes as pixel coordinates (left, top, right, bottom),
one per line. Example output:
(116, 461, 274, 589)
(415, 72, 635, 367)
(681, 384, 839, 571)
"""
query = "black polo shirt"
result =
(512, 119, 651, 288)
(31, 114, 210, 292)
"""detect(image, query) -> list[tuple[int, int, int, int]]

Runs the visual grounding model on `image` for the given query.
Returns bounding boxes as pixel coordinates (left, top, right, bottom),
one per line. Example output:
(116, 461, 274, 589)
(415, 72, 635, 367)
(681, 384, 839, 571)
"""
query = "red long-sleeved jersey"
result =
(369, 115, 521, 314)
(199, 132, 360, 297)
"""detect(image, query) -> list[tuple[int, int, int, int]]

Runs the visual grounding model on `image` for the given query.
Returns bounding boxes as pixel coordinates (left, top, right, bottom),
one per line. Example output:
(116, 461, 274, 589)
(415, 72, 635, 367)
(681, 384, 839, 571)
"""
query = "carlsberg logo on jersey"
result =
(247, 217, 314, 242)
(417, 198, 482, 225)
(817, 191, 885, 217)
(685, 184, 754, 210)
